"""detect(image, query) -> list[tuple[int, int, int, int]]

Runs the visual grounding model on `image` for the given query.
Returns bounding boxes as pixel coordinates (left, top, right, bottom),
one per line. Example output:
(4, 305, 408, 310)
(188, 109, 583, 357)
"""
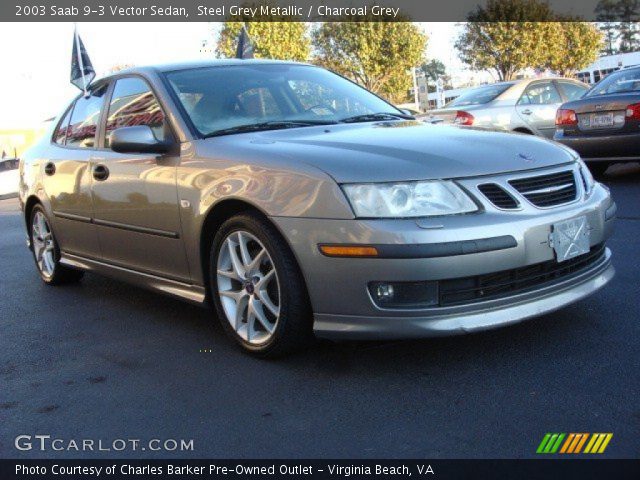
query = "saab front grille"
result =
(509, 170, 577, 207)
(478, 183, 519, 209)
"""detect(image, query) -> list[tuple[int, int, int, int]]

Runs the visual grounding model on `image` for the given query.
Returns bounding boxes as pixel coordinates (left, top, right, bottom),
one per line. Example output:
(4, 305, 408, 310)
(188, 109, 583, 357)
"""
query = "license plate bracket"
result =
(550, 216, 590, 263)
(589, 113, 614, 128)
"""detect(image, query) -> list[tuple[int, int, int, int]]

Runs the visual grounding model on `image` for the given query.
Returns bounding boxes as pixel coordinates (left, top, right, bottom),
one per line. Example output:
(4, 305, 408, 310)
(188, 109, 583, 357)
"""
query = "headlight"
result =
(577, 158, 595, 194)
(342, 180, 478, 218)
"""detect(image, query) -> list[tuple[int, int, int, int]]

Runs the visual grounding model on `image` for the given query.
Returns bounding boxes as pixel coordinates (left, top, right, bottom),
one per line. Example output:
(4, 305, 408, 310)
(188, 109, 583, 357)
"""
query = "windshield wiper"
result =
(203, 120, 337, 138)
(339, 112, 414, 123)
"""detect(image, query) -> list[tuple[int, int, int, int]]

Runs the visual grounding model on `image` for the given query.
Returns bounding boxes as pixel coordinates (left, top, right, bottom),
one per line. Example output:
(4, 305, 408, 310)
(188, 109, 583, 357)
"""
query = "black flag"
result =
(70, 26, 95, 95)
(235, 25, 254, 59)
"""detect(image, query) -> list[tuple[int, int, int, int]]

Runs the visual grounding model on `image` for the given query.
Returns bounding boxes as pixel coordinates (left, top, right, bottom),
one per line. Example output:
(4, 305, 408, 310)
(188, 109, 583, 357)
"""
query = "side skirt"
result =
(60, 252, 207, 306)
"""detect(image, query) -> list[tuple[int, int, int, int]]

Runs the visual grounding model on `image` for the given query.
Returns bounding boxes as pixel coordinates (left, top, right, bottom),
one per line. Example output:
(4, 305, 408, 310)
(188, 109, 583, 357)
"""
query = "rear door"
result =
(43, 86, 108, 258)
(90, 76, 190, 281)
(515, 81, 563, 138)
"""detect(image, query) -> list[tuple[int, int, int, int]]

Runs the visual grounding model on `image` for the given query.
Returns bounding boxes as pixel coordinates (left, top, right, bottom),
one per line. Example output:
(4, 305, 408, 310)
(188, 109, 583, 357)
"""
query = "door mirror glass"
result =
(109, 126, 170, 154)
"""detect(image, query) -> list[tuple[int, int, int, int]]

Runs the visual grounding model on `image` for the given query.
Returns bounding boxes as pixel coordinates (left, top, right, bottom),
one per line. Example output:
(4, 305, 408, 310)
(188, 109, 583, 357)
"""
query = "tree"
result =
(545, 22, 603, 75)
(312, 18, 426, 103)
(419, 59, 450, 93)
(596, 0, 622, 55)
(595, 0, 640, 54)
(216, 9, 310, 61)
(616, 0, 640, 52)
(108, 64, 134, 74)
(420, 59, 446, 82)
(455, 0, 556, 81)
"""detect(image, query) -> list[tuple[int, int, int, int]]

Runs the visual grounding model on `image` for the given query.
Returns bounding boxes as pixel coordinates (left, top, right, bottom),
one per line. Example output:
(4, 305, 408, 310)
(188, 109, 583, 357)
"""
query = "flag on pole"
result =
(235, 25, 254, 59)
(70, 25, 95, 96)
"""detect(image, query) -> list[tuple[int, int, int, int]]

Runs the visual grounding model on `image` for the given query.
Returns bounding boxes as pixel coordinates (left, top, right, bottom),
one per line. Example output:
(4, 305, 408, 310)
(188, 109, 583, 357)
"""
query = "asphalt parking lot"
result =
(1, 164, 639, 460)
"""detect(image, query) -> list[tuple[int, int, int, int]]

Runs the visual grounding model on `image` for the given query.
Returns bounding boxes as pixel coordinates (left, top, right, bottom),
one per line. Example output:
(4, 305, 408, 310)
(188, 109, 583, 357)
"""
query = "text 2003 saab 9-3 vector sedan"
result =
(20, 60, 616, 357)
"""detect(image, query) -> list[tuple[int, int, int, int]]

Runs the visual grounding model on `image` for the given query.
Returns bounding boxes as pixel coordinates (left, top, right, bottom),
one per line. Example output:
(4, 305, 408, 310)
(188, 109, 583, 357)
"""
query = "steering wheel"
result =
(304, 103, 337, 115)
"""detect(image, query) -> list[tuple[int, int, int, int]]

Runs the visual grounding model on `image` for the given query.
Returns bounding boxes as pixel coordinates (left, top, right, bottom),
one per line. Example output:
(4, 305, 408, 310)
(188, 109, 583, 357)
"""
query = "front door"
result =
(90, 76, 190, 281)
(43, 86, 107, 258)
(515, 81, 563, 138)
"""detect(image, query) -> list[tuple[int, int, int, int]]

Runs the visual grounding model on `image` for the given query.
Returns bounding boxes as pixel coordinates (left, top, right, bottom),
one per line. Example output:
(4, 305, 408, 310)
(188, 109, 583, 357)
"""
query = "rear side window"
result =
(66, 86, 107, 149)
(558, 82, 588, 101)
(53, 105, 74, 145)
(446, 83, 514, 108)
(104, 77, 167, 148)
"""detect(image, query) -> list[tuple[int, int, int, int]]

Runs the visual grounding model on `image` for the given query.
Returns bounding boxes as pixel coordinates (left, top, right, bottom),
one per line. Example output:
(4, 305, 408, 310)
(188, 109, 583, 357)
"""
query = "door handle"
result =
(92, 164, 109, 181)
(521, 109, 533, 115)
(44, 162, 56, 176)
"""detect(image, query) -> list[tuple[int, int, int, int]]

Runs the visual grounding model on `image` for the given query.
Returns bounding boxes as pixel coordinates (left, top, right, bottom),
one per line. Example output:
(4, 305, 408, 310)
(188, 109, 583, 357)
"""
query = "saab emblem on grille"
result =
(526, 183, 573, 195)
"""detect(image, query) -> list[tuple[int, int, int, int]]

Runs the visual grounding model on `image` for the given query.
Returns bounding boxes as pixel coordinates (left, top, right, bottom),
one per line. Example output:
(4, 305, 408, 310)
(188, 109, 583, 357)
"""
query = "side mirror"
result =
(109, 126, 171, 154)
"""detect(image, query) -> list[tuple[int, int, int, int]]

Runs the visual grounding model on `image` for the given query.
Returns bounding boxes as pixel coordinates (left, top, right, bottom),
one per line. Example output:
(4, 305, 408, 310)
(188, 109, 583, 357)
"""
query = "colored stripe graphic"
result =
(537, 433, 565, 453)
(573, 433, 589, 453)
(538, 433, 612, 454)
(584, 433, 613, 454)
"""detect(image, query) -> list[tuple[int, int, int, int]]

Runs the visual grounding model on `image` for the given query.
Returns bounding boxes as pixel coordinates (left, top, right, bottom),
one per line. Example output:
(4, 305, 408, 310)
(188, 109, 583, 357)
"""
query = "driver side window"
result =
(104, 77, 167, 148)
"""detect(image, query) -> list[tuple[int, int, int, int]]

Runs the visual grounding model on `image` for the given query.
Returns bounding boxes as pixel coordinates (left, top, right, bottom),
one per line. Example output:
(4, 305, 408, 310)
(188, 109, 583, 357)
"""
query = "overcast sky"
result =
(0, 22, 464, 129)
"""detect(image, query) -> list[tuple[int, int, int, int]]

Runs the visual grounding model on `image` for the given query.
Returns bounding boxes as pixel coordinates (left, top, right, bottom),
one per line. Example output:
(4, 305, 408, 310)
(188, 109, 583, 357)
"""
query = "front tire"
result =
(209, 212, 313, 357)
(29, 205, 84, 285)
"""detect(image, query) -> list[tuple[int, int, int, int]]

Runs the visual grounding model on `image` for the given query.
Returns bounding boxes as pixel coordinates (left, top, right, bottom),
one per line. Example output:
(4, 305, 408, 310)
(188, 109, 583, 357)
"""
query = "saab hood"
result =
(202, 121, 577, 183)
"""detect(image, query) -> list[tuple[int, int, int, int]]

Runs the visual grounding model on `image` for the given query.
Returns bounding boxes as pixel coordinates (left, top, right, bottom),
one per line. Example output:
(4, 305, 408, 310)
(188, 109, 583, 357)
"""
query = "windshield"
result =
(586, 68, 640, 97)
(445, 83, 515, 108)
(164, 64, 402, 136)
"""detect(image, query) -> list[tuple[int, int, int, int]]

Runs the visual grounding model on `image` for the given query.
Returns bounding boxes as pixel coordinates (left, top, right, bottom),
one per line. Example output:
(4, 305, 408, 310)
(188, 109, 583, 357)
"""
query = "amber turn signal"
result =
(318, 245, 379, 257)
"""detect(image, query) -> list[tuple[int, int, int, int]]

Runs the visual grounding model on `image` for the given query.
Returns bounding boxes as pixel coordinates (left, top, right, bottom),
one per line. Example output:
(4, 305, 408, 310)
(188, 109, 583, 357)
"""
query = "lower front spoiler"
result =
(313, 250, 614, 340)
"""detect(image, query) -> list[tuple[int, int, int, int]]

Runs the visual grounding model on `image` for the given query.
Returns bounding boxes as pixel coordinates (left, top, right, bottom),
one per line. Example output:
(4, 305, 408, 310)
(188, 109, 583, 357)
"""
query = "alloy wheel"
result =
(216, 230, 281, 345)
(32, 211, 56, 278)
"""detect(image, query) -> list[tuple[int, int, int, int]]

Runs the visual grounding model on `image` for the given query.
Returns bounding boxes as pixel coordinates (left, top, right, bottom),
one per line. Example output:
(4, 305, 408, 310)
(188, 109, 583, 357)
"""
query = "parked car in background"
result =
(20, 60, 615, 357)
(0, 158, 19, 198)
(422, 78, 589, 139)
(554, 66, 640, 176)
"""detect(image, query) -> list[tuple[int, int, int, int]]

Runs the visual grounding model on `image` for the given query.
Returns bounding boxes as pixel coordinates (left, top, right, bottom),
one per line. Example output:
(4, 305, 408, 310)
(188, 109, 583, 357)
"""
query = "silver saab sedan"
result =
(20, 60, 616, 357)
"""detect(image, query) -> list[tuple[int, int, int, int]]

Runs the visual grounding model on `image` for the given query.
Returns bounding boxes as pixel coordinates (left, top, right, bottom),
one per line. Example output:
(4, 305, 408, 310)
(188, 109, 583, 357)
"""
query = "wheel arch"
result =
(24, 195, 42, 234)
(198, 198, 308, 302)
(512, 127, 534, 135)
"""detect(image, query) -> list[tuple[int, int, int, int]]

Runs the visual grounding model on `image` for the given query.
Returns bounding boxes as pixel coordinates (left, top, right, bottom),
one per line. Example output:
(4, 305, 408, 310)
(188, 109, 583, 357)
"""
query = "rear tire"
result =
(588, 162, 611, 177)
(209, 212, 314, 357)
(29, 204, 84, 285)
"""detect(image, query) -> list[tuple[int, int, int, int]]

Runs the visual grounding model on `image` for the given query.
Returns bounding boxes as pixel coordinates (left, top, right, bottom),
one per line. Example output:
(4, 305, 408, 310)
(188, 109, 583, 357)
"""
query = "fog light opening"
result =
(368, 281, 439, 309)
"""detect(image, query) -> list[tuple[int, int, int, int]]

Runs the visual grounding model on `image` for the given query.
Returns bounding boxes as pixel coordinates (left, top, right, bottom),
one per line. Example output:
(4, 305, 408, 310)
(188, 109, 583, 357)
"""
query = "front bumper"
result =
(314, 249, 613, 339)
(272, 180, 615, 340)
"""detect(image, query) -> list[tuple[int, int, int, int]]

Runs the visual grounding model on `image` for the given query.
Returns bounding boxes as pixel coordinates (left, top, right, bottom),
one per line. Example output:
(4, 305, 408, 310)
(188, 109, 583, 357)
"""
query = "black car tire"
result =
(209, 212, 314, 357)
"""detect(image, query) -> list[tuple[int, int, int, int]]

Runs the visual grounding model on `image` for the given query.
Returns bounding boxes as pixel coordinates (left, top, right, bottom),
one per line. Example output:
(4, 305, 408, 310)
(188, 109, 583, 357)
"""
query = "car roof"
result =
(98, 59, 310, 82)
